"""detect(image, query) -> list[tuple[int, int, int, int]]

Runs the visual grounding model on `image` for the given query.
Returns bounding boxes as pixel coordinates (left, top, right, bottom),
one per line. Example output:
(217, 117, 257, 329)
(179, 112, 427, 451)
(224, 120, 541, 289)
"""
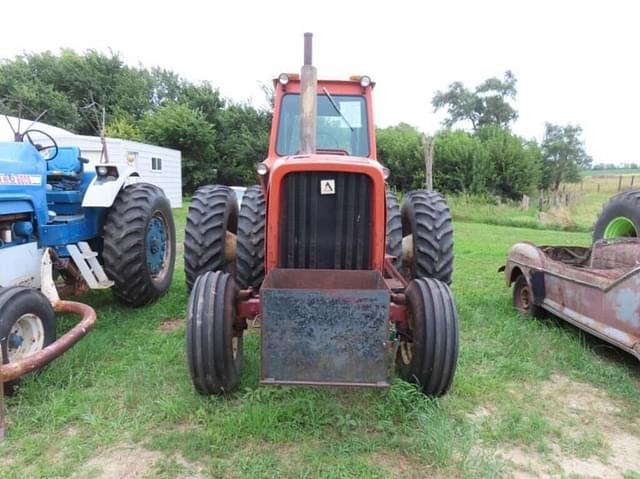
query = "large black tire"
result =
(186, 271, 243, 395)
(401, 190, 454, 284)
(593, 190, 640, 241)
(0, 287, 56, 395)
(512, 275, 545, 319)
(386, 191, 402, 270)
(236, 185, 266, 290)
(396, 277, 458, 397)
(184, 185, 238, 292)
(103, 183, 176, 307)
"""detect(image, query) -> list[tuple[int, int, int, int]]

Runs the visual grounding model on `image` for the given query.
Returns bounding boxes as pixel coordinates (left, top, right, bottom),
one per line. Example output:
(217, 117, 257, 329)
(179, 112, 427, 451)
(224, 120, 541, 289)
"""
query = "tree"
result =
(476, 126, 542, 199)
(432, 130, 489, 194)
(432, 71, 518, 130)
(376, 123, 425, 191)
(541, 123, 591, 190)
(141, 103, 216, 193)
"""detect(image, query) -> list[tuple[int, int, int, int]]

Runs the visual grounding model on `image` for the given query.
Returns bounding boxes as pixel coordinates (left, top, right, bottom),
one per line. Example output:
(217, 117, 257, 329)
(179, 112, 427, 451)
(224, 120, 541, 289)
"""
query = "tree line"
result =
(1, 50, 591, 197)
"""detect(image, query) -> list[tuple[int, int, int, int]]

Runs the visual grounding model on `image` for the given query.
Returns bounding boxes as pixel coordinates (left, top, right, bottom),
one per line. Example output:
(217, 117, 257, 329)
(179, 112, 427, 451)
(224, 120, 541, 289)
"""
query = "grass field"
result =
(1, 207, 639, 478)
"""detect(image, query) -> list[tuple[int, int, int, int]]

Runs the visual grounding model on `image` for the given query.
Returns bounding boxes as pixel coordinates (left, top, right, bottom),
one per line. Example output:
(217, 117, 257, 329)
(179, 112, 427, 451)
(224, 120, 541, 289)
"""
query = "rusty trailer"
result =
(502, 238, 640, 359)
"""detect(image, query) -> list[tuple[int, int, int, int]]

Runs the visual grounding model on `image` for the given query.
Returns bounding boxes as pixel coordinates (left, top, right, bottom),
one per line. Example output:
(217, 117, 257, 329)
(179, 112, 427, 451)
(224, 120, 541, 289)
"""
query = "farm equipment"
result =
(502, 239, 640, 361)
(184, 33, 458, 396)
(0, 117, 176, 397)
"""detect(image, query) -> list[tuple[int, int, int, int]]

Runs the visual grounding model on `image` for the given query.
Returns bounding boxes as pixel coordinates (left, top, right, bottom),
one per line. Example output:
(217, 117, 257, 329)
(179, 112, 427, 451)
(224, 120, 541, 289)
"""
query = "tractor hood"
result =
(0, 142, 47, 220)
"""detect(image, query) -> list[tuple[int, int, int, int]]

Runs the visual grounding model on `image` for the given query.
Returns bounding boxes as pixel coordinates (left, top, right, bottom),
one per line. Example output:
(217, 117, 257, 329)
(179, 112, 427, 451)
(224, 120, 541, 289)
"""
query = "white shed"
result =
(1, 116, 183, 208)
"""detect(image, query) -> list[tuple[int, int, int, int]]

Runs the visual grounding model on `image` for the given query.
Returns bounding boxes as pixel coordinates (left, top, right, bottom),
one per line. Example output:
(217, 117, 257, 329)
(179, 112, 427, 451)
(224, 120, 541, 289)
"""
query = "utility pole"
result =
(423, 134, 434, 191)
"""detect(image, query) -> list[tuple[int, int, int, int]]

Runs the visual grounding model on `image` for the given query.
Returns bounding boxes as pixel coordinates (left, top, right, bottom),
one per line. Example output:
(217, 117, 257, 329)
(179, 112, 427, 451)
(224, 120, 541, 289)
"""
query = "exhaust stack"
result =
(299, 32, 317, 155)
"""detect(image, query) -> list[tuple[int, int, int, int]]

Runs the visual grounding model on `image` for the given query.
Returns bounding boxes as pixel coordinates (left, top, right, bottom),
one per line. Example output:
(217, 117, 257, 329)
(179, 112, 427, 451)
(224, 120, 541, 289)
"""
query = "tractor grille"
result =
(279, 171, 372, 269)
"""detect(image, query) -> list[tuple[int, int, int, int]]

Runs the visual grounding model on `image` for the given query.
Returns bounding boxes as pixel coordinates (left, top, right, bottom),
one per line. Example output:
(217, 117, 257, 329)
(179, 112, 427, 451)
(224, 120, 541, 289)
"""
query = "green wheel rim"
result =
(603, 217, 637, 238)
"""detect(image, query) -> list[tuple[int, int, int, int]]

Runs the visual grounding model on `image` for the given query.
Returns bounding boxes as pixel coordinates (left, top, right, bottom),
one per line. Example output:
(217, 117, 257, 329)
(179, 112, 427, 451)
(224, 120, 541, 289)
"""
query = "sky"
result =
(1, 0, 638, 165)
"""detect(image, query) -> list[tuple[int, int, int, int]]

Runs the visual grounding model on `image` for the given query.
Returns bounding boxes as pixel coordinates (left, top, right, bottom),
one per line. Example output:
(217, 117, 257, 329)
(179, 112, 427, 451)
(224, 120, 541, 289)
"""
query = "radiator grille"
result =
(279, 172, 372, 269)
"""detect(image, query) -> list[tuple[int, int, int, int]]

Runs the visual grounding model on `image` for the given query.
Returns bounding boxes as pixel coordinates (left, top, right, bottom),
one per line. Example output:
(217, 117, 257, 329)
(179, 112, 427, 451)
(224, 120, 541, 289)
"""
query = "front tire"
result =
(593, 190, 640, 241)
(186, 271, 243, 395)
(401, 190, 454, 284)
(184, 185, 238, 292)
(103, 183, 176, 307)
(0, 287, 56, 395)
(396, 277, 458, 397)
(512, 275, 545, 319)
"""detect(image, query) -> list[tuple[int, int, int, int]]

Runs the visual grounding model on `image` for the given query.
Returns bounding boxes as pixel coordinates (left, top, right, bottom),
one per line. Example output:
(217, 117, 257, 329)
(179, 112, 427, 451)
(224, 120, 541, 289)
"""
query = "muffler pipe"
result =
(300, 32, 317, 155)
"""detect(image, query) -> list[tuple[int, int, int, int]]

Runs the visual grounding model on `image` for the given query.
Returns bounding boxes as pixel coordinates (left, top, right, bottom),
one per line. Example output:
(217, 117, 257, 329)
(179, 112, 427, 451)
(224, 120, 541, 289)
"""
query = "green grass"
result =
(1, 211, 639, 478)
(583, 168, 640, 176)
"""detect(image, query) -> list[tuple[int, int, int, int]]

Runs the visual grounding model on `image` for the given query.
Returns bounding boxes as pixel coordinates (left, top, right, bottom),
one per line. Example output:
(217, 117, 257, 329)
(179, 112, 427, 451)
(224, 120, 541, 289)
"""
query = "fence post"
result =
(618, 176, 623, 192)
(597, 183, 600, 193)
(632, 176, 635, 188)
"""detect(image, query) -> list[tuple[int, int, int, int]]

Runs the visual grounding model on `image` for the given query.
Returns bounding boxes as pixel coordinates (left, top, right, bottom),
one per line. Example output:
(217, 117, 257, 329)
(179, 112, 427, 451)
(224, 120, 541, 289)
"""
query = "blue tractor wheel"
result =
(102, 183, 176, 307)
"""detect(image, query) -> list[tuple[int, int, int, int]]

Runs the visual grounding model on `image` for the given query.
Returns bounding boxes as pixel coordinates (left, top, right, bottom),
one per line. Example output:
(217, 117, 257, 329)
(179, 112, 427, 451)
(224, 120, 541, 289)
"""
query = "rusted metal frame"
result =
(261, 378, 390, 388)
(384, 255, 408, 288)
(542, 299, 640, 360)
(0, 300, 96, 439)
(235, 289, 260, 336)
(509, 258, 640, 293)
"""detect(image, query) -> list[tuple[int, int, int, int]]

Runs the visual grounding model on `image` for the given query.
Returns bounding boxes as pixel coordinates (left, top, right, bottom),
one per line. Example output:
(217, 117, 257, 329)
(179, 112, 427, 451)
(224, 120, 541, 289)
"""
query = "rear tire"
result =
(236, 185, 266, 289)
(103, 183, 176, 307)
(593, 190, 640, 241)
(186, 271, 243, 395)
(401, 190, 454, 284)
(0, 287, 56, 395)
(386, 191, 402, 270)
(396, 277, 458, 397)
(184, 185, 238, 292)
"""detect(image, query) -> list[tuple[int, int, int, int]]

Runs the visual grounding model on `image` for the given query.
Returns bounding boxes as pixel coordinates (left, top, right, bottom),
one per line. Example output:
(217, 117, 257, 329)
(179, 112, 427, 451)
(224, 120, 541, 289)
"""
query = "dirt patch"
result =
(496, 374, 640, 478)
(75, 445, 161, 479)
(368, 450, 442, 478)
(159, 318, 185, 332)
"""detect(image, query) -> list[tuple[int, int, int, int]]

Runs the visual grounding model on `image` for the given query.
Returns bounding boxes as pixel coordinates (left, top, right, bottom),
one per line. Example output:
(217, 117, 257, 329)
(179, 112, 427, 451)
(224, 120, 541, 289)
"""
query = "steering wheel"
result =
(22, 129, 59, 161)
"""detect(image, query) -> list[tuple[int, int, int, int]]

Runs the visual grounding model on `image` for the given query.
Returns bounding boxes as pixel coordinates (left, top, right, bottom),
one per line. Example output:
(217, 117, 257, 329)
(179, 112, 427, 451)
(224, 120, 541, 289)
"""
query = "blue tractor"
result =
(0, 125, 176, 392)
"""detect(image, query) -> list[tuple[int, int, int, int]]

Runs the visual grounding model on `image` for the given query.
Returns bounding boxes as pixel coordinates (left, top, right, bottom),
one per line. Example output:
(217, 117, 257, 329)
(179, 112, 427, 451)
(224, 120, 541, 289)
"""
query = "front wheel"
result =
(186, 271, 243, 395)
(512, 275, 545, 319)
(0, 287, 56, 395)
(396, 277, 458, 396)
(103, 183, 176, 307)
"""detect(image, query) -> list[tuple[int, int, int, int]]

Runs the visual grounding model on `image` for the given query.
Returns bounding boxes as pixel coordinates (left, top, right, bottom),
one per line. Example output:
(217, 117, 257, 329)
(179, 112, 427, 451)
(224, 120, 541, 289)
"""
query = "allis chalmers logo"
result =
(0, 174, 42, 186)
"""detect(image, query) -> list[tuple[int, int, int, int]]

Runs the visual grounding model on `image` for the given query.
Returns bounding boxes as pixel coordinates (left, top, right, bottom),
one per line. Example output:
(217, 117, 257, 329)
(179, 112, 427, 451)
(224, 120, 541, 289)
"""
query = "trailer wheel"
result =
(593, 189, 640, 241)
(0, 287, 56, 395)
(103, 183, 176, 307)
(512, 275, 545, 319)
(236, 185, 265, 289)
(386, 191, 402, 270)
(186, 271, 242, 395)
(184, 185, 238, 292)
(401, 190, 454, 284)
(397, 277, 458, 397)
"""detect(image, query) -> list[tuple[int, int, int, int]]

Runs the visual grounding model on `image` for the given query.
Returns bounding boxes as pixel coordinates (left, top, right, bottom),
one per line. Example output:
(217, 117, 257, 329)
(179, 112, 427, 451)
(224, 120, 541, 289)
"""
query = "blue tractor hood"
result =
(0, 143, 48, 225)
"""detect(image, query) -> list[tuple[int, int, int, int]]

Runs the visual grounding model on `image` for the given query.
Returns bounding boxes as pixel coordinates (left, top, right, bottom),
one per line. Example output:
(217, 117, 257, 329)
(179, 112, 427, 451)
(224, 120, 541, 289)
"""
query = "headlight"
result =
(382, 166, 391, 180)
(256, 163, 269, 176)
(97, 166, 108, 176)
(360, 76, 372, 88)
(278, 73, 289, 86)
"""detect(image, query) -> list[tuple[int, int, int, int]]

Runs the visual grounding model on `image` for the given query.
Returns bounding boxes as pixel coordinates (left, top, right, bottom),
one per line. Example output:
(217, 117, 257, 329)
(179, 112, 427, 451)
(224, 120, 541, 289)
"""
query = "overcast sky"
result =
(2, 0, 638, 165)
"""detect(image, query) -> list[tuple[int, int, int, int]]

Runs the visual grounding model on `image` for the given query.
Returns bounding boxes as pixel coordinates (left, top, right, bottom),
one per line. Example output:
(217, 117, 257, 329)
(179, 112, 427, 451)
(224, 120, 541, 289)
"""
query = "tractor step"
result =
(67, 242, 113, 289)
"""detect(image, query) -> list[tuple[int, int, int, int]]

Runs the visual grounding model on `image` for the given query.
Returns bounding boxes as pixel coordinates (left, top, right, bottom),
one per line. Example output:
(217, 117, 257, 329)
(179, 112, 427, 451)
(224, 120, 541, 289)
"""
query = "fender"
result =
(81, 164, 140, 208)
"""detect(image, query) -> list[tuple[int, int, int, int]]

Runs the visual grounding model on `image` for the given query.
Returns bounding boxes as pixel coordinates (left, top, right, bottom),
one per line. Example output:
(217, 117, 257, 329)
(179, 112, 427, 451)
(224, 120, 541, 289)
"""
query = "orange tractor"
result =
(183, 33, 458, 396)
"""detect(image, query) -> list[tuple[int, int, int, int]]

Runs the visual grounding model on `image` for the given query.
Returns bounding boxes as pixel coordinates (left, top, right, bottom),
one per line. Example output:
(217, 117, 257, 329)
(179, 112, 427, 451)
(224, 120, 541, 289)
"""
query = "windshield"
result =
(276, 94, 370, 157)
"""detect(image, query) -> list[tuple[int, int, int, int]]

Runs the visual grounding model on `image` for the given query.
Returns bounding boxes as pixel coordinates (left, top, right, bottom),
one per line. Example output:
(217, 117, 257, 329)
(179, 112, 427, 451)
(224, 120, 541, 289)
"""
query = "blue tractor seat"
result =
(47, 147, 84, 181)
